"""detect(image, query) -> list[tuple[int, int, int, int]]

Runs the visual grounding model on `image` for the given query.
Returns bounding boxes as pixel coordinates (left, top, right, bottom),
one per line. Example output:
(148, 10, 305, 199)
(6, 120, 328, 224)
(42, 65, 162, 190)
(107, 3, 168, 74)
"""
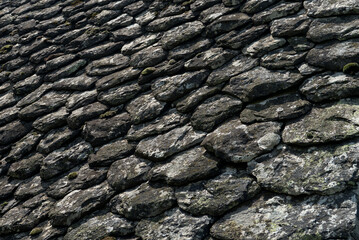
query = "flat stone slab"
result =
(210, 191, 358, 239)
(282, 99, 359, 145)
(202, 119, 281, 163)
(304, 0, 359, 17)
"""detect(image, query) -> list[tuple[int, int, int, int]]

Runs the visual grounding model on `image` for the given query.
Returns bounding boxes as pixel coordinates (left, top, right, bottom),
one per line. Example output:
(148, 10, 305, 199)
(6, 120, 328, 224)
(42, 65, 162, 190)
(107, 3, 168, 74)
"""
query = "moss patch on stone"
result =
(141, 67, 156, 75)
(101, 237, 116, 240)
(67, 172, 78, 180)
(29, 227, 42, 236)
(343, 62, 359, 75)
(99, 110, 117, 119)
(0, 45, 13, 54)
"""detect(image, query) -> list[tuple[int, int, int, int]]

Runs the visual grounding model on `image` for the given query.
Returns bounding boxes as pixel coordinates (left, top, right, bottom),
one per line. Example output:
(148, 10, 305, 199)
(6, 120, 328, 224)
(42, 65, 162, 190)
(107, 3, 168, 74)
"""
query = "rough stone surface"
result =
(304, 0, 359, 17)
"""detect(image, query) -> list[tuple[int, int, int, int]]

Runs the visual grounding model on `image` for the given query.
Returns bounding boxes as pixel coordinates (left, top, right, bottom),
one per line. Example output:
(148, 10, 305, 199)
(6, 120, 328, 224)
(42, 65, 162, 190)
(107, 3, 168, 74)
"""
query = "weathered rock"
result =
(169, 38, 212, 61)
(152, 70, 208, 102)
(82, 113, 131, 146)
(126, 93, 166, 124)
(64, 212, 135, 240)
(304, 0, 359, 17)
(0, 91, 17, 111)
(130, 45, 167, 68)
(202, 119, 281, 163)
(160, 21, 205, 50)
(191, 95, 242, 132)
(88, 139, 135, 167)
(67, 102, 108, 129)
(241, 0, 280, 14)
(46, 164, 106, 200)
(306, 39, 359, 71)
(123, 1, 147, 16)
(184, 48, 235, 70)
(8, 153, 43, 180)
(96, 67, 141, 91)
(111, 182, 175, 220)
(190, 0, 220, 12)
(176, 168, 260, 216)
(49, 182, 114, 227)
(261, 49, 307, 70)
(37, 54, 76, 75)
(98, 81, 141, 106)
(206, 13, 250, 37)
(52, 74, 97, 91)
(210, 191, 358, 239)
(149, 147, 219, 186)
(0, 106, 18, 127)
(37, 127, 79, 154)
(146, 11, 195, 32)
(14, 175, 47, 200)
(40, 140, 92, 180)
(44, 60, 87, 82)
(223, 67, 303, 102)
(16, 83, 53, 108)
(66, 90, 98, 111)
(107, 155, 151, 192)
(104, 13, 134, 30)
(307, 15, 359, 43)
(33, 107, 69, 132)
(86, 54, 130, 76)
(121, 33, 161, 55)
(297, 63, 323, 76)
(126, 109, 189, 141)
(242, 35, 286, 57)
(199, 4, 236, 24)
(282, 99, 359, 145)
(0, 120, 31, 146)
(271, 13, 311, 37)
(89, 10, 119, 26)
(252, 2, 302, 24)
(68, 29, 109, 52)
(136, 125, 206, 161)
(0, 176, 20, 200)
(240, 93, 311, 123)
(112, 23, 142, 41)
(13, 74, 42, 95)
(136, 208, 213, 240)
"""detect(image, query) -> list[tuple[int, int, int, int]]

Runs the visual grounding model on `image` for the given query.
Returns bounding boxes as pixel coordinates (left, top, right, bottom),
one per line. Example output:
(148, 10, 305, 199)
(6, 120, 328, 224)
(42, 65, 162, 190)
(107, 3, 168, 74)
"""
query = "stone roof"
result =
(0, 0, 359, 239)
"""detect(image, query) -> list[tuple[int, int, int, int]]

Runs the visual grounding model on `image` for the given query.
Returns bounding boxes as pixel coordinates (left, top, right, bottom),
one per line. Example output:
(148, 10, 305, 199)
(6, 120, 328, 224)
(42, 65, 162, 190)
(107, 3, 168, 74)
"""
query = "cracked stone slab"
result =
(136, 125, 206, 161)
(202, 119, 281, 163)
(210, 191, 358, 239)
(282, 99, 359, 145)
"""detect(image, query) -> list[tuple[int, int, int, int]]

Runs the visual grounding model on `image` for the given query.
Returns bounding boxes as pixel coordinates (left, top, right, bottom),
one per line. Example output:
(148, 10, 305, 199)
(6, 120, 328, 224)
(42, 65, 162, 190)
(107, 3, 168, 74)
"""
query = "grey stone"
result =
(66, 90, 98, 111)
(206, 13, 250, 37)
(44, 59, 87, 82)
(223, 0, 243, 7)
(0, 176, 20, 200)
(242, 35, 286, 57)
(64, 212, 135, 240)
(241, 0, 280, 14)
(252, 2, 302, 24)
(136, 208, 213, 240)
(107, 155, 151, 191)
(33, 107, 69, 132)
(67, 102, 108, 129)
(223, 67, 303, 102)
(89, 10, 119, 26)
(191, 95, 242, 132)
(37, 54, 76, 75)
(96, 67, 141, 91)
(130, 46, 167, 68)
(29, 46, 62, 64)
(136, 10, 157, 26)
(112, 23, 142, 41)
(304, 0, 359, 17)
(14, 175, 47, 200)
(82, 113, 131, 146)
(123, 1, 147, 16)
(8, 153, 43, 180)
(175, 168, 260, 216)
(86, 54, 130, 76)
(160, 21, 205, 50)
(49, 182, 114, 227)
(37, 127, 79, 154)
(271, 13, 311, 37)
(136, 125, 206, 161)
(202, 119, 281, 163)
(210, 191, 358, 239)
(0, 91, 17, 111)
(149, 146, 219, 186)
(240, 93, 311, 123)
(282, 99, 359, 145)
(52, 74, 97, 91)
(146, 11, 195, 32)
(88, 139, 135, 167)
(121, 33, 161, 55)
(300, 72, 359, 102)
(169, 38, 212, 61)
(261, 49, 307, 70)
(297, 63, 323, 76)
(0, 120, 31, 146)
(190, 0, 220, 12)
(184, 48, 235, 70)
(98, 81, 141, 106)
(152, 70, 208, 102)
(199, 4, 236, 24)
(104, 13, 134, 30)
(111, 182, 175, 220)
(13, 74, 42, 95)
(68, 29, 109, 51)
(0, 106, 18, 127)
(16, 83, 52, 108)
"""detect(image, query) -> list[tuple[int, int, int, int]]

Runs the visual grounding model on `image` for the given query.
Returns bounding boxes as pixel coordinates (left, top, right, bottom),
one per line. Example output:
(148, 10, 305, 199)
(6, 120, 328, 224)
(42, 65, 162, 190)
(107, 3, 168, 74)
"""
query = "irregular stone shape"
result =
(223, 67, 303, 103)
(19, 91, 70, 121)
(210, 191, 358, 240)
(169, 38, 212, 61)
(207, 55, 259, 86)
(8, 153, 43, 180)
(160, 21, 205, 50)
(249, 141, 359, 196)
(190, 0, 220, 12)
(152, 70, 208, 102)
(121, 33, 161, 55)
(40, 140, 92, 180)
(136, 125, 206, 161)
(0, 91, 17, 111)
(47, 164, 107, 199)
(0, 120, 31, 146)
(82, 113, 131, 146)
(149, 147, 219, 186)
(261, 50, 307, 70)
(123, 1, 147, 16)
(136, 208, 213, 240)
(242, 35, 286, 57)
(240, 93, 312, 123)
(271, 14, 311, 37)
(184, 48, 235, 70)
(108, 155, 152, 191)
(86, 54, 130, 76)
(14, 175, 47, 200)
(202, 119, 281, 163)
(306, 39, 359, 71)
(307, 15, 359, 43)
(304, 0, 359, 17)
(216, 25, 268, 50)
(64, 212, 135, 240)
(66, 90, 98, 111)
(199, 3, 236, 24)
(252, 2, 302, 24)
(146, 11, 195, 32)
(68, 30, 108, 52)
(0, 176, 20, 200)
(111, 182, 175, 220)
(30, 46, 62, 64)
(49, 182, 114, 227)
(136, 10, 157, 26)
(241, 0, 280, 14)
(20, 221, 66, 240)
(88, 139, 135, 167)
(16, 83, 52, 108)
(13, 74, 42, 95)
(112, 23, 142, 41)
(206, 13, 250, 37)
(37, 127, 79, 154)
(90, 9, 119, 26)
(130, 46, 167, 68)
(176, 169, 260, 216)
(52, 75, 97, 91)
(126, 93, 166, 124)
(191, 95, 242, 132)
(98, 81, 141, 106)
(126, 109, 189, 141)
(67, 102, 108, 129)
(104, 13, 134, 30)
(37, 54, 76, 75)
(33, 107, 69, 132)
(282, 99, 359, 145)
(96, 67, 141, 91)
(300, 72, 359, 102)
(0, 194, 54, 235)
(44, 60, 87, 82)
